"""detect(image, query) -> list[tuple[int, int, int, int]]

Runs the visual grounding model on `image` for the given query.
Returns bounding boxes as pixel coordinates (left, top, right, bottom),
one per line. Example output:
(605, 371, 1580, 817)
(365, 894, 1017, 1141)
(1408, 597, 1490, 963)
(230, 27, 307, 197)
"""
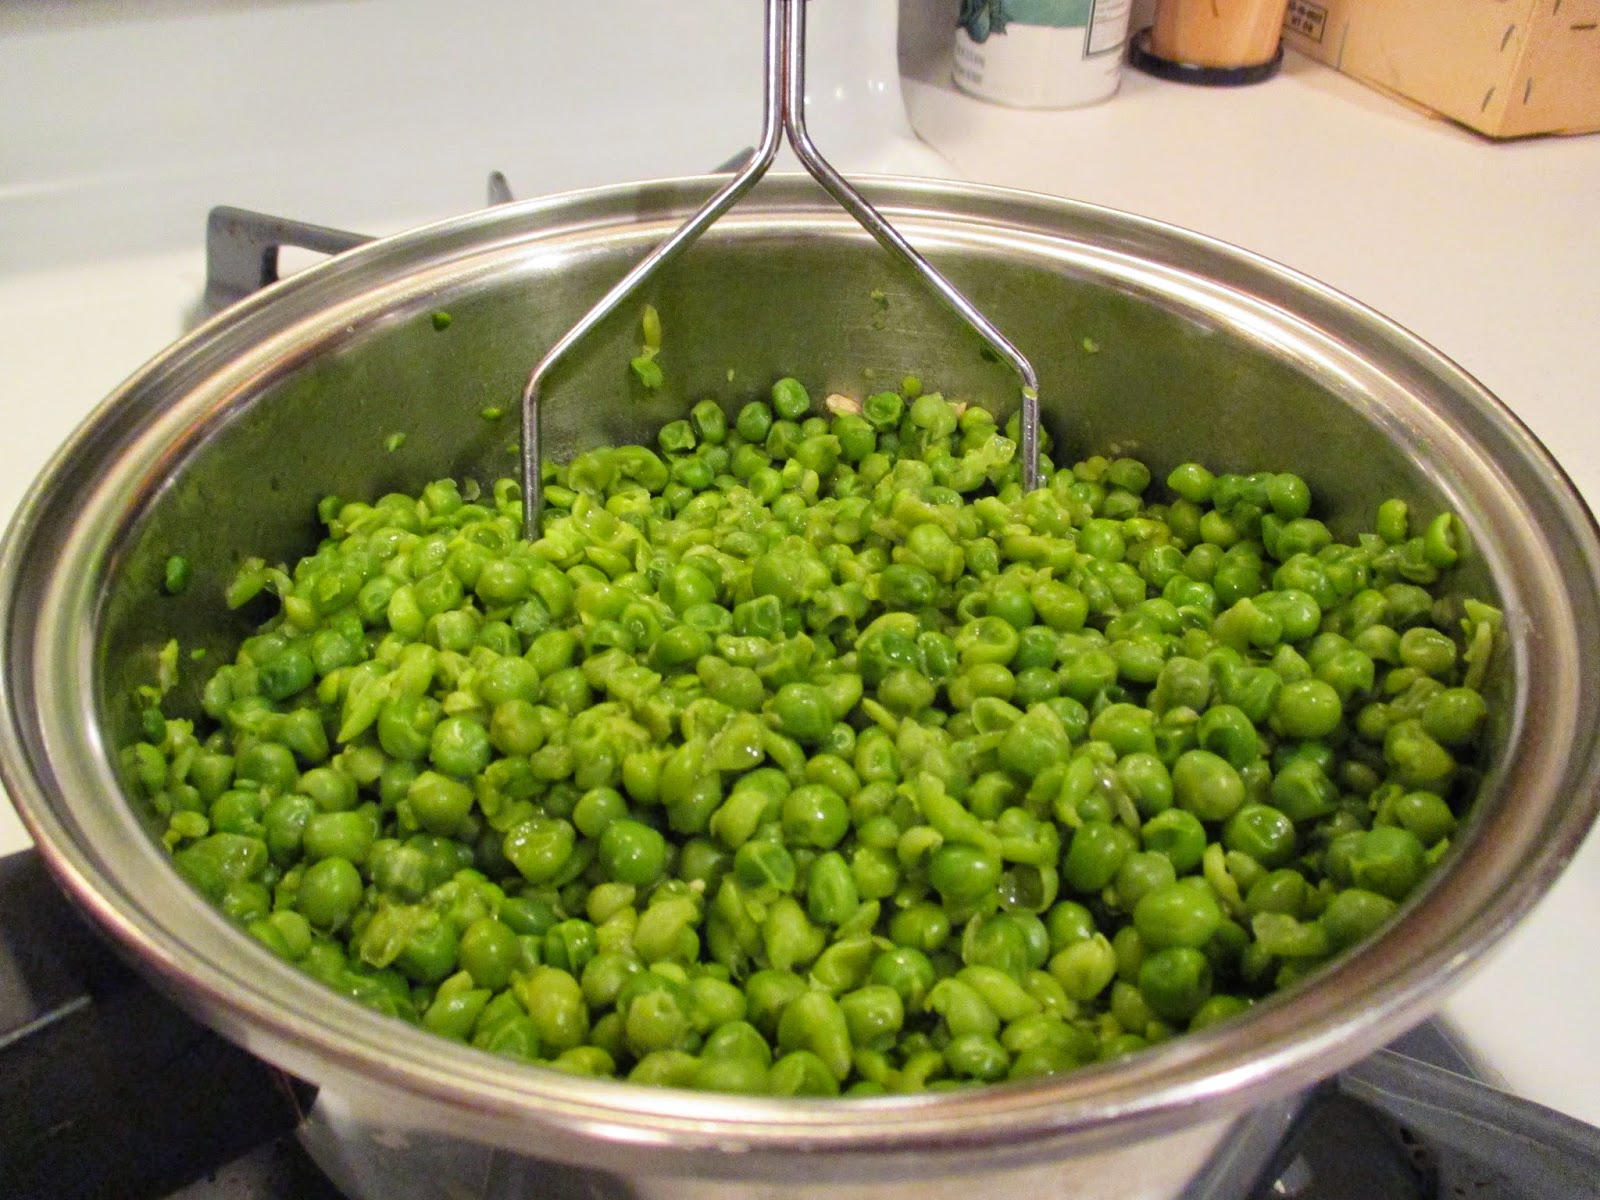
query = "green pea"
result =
(1041, 900, 1092, 951)
(622, 984, 692, 1056)
(1371, 498, 1408, 545)
(767, 682, 833, 745)
(1047, 933, 1116, 1001)
(929, 844, 1003, 903)
(887, 901, 950, 952)
(869, 946, 936, 1010)
(926, 976, 1000, 1039)
(526, 627, 578, 676)
(1393, 790, 1457, 847)
(513, 966, 589, 1052)
(277, 709, 330, 765)
(1222, 804, 1297, 867)
(377, 695, 437, 762)
(687, 398, 727, 445)
(1218, 666, 1280, 725)
(1421, 687, 1486, 746)
(296, 856, 363, 930)
(858, 389, 902, 430)
(879, 563, 939, 611)
(984, 586, 1034, 633)
(878, 668, 937, 715)
(1267, 756, 1335, 822)
(770, 377, 812, 420)
(1171, 750, 1245, 822)
(960, 913, 1031, 976)
(946, 1033, 1010, 1081)
(472, 557, 528, 606)
(1347, 825, 1427, 901)
(230, 741, 294, 793)
(806, 851, 860, 926)
(997, 708, 1071, 779)
(1134, 881, 1222, 950)
(1027, 579, 1085, 632)
(1384, 719, 1456, 790)
(731, 400, 773, 443)
(744, 969, 808, 1037)
(599, 819, 669, 886)
(493, 894, 555, 940)
(1062, 821, 1129, 894)
(735, 839, 797, 892)
(776, 990, 852, 1081)
(503, 817, 577, 884)
(294, 765, 353, 813)
(706, 788, 769, 853)
(681, 1053, 766, 1094)
(1314, 645, 1375, 703)
(767, 1050, 840, 1097)
(833, 414, 877, 463)
(1139, 946, 1213, 1022)
(429, 716, 491, 778)
(407, 771, 475, 836)
(839, 984, 904, 1050)
(1398, 627, 1457, 677)
(302, 810, 376, 866)
(1059, 647, 1118, 703)
(572, 786, 629, 839)
(1114, 851, 1177, 911)
(958, 616, 1020, 667)
(949, 662, 1016, 709)
(1009, 665, 1058, 710)
(1321, 887, 1398, 950)
(1086, 704, 1151, 758)
(458, 917, 520, 991)
(1166, 463, 1214, 503)
(702, 1019, 774, 1067)
(257, 645, 321, 708)
(209, 787, 265, 838)
(1195, 705, 1259, 769)
(1245, 868, 1310, 918)
(1148, 657, 1206, 715)
(762, 895, 825, 973)
(1262, 473, 1310, 520)
(261, 793, 313, 865)
(1421, 512, 1464, 569)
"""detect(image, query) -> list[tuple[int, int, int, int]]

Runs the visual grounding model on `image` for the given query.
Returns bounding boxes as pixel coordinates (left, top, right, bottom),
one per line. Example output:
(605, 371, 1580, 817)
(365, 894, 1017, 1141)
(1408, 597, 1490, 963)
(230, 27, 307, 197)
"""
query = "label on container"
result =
(958, 0, 1132, 53)
(1284, 0, 1329, 43)
(955, 0, 1133, 108)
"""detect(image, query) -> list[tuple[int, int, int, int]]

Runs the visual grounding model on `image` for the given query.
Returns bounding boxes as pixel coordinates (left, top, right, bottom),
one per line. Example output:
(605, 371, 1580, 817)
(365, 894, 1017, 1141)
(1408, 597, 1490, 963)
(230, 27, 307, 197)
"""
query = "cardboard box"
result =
(1282, 0, 1600, 138)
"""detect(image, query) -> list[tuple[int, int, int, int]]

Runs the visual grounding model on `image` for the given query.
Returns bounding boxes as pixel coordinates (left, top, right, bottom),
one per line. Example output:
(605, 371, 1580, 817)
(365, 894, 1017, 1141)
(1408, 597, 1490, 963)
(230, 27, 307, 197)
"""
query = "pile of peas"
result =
(126, 374, 1500, 1097)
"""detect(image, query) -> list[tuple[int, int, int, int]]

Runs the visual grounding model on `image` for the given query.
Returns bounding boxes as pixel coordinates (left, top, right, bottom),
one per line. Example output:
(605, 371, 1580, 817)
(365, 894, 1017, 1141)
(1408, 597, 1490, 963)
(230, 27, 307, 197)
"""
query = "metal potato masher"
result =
(519, 0, 1041, 531)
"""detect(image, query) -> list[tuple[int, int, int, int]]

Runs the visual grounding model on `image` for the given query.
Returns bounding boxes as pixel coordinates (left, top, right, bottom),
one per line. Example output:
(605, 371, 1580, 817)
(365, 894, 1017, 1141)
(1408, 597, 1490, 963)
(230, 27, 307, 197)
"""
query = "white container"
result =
(954, 0, 1134, 109)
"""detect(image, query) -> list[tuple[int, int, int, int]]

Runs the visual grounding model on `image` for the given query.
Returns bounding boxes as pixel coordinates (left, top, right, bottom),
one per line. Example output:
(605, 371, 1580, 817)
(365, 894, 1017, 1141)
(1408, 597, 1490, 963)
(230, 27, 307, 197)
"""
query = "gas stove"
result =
(3, 2, 1600, 1197)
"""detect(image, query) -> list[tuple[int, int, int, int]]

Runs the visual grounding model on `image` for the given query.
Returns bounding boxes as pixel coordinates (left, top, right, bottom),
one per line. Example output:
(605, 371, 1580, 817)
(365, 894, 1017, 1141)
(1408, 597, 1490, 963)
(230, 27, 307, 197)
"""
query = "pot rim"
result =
(4, 173, 1599, 1176)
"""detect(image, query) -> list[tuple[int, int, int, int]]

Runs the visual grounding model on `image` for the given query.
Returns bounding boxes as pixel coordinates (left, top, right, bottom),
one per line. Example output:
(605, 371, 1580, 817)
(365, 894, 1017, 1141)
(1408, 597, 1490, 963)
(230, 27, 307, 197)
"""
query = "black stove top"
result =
(4, 849, 1595, 1200)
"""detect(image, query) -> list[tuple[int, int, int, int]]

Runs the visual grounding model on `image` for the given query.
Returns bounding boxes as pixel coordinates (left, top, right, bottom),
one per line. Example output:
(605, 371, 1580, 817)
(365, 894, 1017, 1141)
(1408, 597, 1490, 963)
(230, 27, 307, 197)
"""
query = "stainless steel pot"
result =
(3, 176, 1599, 1200)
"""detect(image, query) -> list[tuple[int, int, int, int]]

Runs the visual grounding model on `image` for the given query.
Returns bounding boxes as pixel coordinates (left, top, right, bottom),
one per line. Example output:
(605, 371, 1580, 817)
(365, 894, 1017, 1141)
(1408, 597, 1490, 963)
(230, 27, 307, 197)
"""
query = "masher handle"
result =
(520, 0, 1040, 533)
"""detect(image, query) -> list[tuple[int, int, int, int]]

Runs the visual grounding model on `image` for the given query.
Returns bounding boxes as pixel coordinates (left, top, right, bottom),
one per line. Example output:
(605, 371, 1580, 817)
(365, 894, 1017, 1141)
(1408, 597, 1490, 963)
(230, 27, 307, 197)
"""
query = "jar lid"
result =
(1127, 26, 1284, 87)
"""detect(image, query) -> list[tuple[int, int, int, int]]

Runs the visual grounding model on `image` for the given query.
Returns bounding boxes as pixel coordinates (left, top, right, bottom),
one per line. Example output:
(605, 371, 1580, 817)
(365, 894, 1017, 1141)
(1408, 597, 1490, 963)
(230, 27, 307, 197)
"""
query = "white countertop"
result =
(905, 53, 1600, 498)
(2, 0, 1598, 1132)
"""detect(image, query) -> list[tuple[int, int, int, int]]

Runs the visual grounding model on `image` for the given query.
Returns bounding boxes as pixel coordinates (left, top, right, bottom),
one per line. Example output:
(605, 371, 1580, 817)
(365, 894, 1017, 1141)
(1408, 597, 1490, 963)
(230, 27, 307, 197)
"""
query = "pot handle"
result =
(1338, 1048, 1600, 1198)
(203, 206, 371, 315)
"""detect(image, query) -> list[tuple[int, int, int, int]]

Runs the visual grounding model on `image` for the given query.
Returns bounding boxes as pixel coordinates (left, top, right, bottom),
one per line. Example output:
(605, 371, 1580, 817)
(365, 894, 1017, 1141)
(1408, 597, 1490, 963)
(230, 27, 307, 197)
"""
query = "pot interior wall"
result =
(97, 212, 1494, 758)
